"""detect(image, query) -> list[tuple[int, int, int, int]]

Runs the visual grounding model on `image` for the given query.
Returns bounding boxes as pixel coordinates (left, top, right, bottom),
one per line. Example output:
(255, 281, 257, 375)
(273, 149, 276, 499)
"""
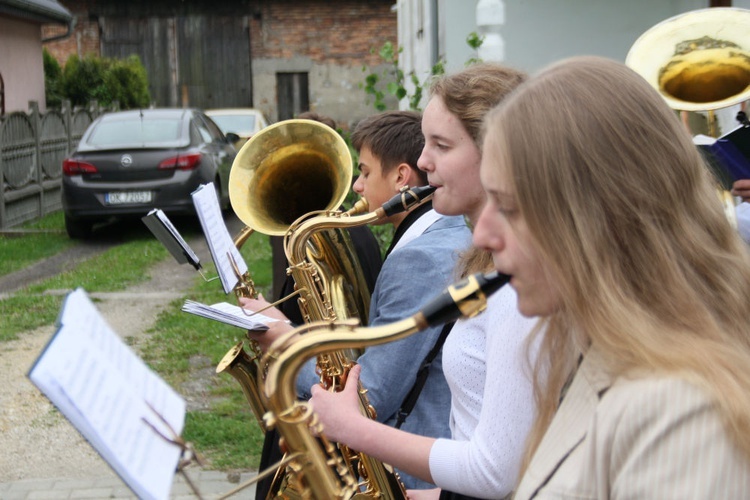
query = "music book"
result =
(142, 209, 201, 270)
(182, 299, 279, 330)
(27, 288, 187, 500)
(191, 183, 248, 294)
(695, 125, 750, 190)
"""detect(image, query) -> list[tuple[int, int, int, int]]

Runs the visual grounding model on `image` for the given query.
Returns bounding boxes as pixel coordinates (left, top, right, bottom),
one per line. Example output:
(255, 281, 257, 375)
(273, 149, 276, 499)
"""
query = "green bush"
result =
(56, 53, 151, 109)
(43, 48, 63, 108)
(104, 55, 151, 109)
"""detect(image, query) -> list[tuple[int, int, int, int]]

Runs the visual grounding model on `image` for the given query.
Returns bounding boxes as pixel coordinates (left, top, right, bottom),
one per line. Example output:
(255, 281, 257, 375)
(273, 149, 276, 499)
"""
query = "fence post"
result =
(0, 113, 5, 228)
(63, 99, 72, 153)
(29, 100, 43, 219)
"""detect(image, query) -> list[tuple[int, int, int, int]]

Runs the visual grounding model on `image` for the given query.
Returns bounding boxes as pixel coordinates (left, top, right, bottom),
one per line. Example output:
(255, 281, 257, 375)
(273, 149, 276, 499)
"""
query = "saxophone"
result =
(216, 117, 437, 498)
(217, 119, 373, 433)
(270, 185, 436, 499)
(261, 271, 510, 499)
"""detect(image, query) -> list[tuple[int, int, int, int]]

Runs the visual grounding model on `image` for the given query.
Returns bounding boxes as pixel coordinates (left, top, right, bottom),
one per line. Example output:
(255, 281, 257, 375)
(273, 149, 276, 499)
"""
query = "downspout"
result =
(429, 0, 439, 67)
(42, 16, 77, 43)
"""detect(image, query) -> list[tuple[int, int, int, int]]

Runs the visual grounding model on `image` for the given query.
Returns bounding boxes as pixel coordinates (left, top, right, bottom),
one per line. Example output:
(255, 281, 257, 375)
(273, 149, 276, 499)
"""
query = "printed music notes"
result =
(191, 183, 248, 294)
(181, 299, 279, 330)
(27, 289, 186, 500)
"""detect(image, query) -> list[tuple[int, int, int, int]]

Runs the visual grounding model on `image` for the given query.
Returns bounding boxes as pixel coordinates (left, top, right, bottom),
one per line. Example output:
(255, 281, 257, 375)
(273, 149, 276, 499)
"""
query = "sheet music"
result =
(28, 289, 186, 500)
(182, 299, 279, 330)
(192, 183, 248, 293)
(142, 209, 201, 270)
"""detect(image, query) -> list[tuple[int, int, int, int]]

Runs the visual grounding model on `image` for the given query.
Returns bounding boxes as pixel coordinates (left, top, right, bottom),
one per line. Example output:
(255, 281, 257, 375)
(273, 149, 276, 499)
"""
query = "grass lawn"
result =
(0, 211, 272, 470)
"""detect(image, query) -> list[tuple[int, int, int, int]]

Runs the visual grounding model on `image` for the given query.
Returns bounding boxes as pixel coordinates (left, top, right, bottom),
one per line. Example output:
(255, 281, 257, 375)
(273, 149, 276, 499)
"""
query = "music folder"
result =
(27, 288, 186, 500)
(142, 209, 201, 270)
(694, 125, 750, 190)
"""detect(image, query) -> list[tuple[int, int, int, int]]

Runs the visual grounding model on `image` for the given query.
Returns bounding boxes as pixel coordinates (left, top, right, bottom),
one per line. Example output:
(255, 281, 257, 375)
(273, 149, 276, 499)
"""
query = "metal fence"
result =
(0, 101, 113, 229)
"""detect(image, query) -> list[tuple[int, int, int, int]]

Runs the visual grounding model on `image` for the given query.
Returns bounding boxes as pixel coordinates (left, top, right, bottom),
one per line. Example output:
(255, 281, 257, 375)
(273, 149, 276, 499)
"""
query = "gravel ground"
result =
(0, 215, 243, 483)
(0, 258, 198, 482)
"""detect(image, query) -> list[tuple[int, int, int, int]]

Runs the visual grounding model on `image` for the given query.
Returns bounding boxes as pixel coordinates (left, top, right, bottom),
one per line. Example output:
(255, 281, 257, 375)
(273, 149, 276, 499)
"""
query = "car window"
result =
(194, 120, 214, 144)
(200, 115, 226, 141)
(195, 115, 225, 143)
(209, 114, 257, 134)
(87, 118, 183, 146)
(189, 122, 204, 144)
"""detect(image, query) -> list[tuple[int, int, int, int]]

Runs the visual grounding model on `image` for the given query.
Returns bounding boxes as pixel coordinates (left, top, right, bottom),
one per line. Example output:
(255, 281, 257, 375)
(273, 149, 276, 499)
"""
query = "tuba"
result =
(626, 7, 750, 225)
(216, 118, 435, 498)
(217, 119, 370, 432)
(261, 271, 510, 499)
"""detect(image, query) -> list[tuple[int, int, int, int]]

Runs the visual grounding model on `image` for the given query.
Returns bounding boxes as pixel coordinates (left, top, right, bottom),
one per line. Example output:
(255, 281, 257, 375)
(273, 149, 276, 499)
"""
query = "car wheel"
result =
(65, 215, 93, 239)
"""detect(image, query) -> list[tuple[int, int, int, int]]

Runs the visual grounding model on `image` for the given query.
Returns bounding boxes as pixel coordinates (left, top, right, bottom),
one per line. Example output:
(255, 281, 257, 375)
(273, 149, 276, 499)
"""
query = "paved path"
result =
(0, 470, 257, 499)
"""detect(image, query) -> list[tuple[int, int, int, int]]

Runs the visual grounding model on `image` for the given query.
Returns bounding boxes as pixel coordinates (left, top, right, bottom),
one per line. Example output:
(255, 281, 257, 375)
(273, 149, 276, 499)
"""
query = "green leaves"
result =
(361, 33, 484, 112)
(46, 52, 151, 109)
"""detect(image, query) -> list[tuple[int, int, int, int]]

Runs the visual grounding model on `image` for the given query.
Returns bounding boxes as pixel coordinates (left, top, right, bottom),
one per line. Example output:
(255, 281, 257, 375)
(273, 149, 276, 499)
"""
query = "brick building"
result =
(43, 0, 398, 130)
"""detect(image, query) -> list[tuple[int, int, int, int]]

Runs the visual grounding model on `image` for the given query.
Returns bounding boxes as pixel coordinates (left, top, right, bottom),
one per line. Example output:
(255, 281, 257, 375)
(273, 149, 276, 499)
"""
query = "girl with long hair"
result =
(474, 55, 750, 497)
(311, 62, 538, 500)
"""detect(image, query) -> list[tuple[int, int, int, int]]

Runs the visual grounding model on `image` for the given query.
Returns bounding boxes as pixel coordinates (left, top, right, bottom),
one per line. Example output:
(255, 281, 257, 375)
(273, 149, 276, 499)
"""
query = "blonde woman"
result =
(473, 56, 750, 498)
(311, 63, 537, 500)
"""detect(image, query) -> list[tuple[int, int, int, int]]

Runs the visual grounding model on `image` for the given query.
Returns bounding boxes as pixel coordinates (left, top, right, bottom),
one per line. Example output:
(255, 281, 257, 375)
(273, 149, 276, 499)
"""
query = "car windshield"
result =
(210, 114, 257, 134)
(86, 118, 183, 147)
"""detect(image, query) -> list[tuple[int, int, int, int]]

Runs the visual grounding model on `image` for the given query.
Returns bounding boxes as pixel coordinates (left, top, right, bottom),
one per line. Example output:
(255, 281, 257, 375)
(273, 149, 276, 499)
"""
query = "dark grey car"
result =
(62, 108, 238, 238)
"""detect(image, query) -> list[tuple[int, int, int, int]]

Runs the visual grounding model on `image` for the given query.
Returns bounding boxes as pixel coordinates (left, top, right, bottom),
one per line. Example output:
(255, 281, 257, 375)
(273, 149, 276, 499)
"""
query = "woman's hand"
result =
(237, 295, 294, 352)
(406, 488, 441, 500)
(732, 179, 750, 202)
(309, 364, 367, 445)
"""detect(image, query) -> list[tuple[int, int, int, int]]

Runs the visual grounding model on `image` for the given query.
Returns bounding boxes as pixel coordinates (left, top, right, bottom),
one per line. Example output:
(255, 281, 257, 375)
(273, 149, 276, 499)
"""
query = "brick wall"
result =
(42, 18, 101, 65)
(46, 0, 395, 68)
(41, 0, 398, 124)
(248, 1, 395, 67)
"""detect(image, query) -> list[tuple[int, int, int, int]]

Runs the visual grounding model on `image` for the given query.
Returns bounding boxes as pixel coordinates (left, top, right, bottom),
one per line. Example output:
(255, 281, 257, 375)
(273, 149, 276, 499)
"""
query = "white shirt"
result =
(428, 286, 539, 498)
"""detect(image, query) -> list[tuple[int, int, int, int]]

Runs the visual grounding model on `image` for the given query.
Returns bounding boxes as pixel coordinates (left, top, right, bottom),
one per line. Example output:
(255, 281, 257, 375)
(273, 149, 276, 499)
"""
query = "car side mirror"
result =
(225, 132, 240, 144)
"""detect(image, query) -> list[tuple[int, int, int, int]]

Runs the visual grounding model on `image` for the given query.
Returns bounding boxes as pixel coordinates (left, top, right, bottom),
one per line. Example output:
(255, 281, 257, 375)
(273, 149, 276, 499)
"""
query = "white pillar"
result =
(476, 0, 505, 62)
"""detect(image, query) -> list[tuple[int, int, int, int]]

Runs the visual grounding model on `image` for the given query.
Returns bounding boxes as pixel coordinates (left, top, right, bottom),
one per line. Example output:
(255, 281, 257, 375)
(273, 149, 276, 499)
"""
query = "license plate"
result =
(105, 191, 152, 205)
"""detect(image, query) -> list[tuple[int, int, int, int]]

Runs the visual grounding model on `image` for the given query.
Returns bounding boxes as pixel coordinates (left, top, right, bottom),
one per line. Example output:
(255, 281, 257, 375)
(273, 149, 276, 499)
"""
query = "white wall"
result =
(0, 17, 47, 114)
(397, 0, 729, 108)
(500, 0, 707, 73)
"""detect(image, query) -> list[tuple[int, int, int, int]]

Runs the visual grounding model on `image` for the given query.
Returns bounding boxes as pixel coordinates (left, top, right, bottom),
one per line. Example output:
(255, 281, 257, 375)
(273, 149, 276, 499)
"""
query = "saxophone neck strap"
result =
(394, 320, 455, 429)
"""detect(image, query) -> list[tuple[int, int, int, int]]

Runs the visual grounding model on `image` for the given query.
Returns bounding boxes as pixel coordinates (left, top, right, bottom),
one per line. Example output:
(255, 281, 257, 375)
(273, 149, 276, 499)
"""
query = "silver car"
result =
(62, 108, 238, 238)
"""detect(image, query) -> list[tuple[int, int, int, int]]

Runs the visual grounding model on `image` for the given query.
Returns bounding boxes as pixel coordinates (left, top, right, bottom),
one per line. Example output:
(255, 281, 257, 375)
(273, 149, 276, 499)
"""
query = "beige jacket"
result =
(514, 347, 750, 499)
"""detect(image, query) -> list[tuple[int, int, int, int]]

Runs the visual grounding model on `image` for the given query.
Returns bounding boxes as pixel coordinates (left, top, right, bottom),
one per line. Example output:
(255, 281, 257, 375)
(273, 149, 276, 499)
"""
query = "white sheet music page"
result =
(192, 183, 248, 293)
(182, 299, 278, 330)
(27, 289, 186, 500)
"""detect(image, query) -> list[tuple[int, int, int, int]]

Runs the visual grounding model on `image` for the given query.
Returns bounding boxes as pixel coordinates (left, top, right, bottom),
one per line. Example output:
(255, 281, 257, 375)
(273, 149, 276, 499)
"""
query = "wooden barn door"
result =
(100, 15, 252, 109)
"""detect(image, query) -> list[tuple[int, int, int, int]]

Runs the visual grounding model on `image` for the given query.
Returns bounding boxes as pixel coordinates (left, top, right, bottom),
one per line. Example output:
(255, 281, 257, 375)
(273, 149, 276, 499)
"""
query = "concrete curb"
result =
(0, 470, 258, 499)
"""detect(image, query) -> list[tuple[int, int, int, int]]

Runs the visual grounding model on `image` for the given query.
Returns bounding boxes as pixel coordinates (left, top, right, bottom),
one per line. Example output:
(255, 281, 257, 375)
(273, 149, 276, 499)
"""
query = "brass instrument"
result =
(261, 271, 510, 500)
(217, 119, 365, 433)
(220, 187, 435, 499)
(626, 7, 750, 226)
(218, 117, 436, 498)
(278, 185, 436, 499)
